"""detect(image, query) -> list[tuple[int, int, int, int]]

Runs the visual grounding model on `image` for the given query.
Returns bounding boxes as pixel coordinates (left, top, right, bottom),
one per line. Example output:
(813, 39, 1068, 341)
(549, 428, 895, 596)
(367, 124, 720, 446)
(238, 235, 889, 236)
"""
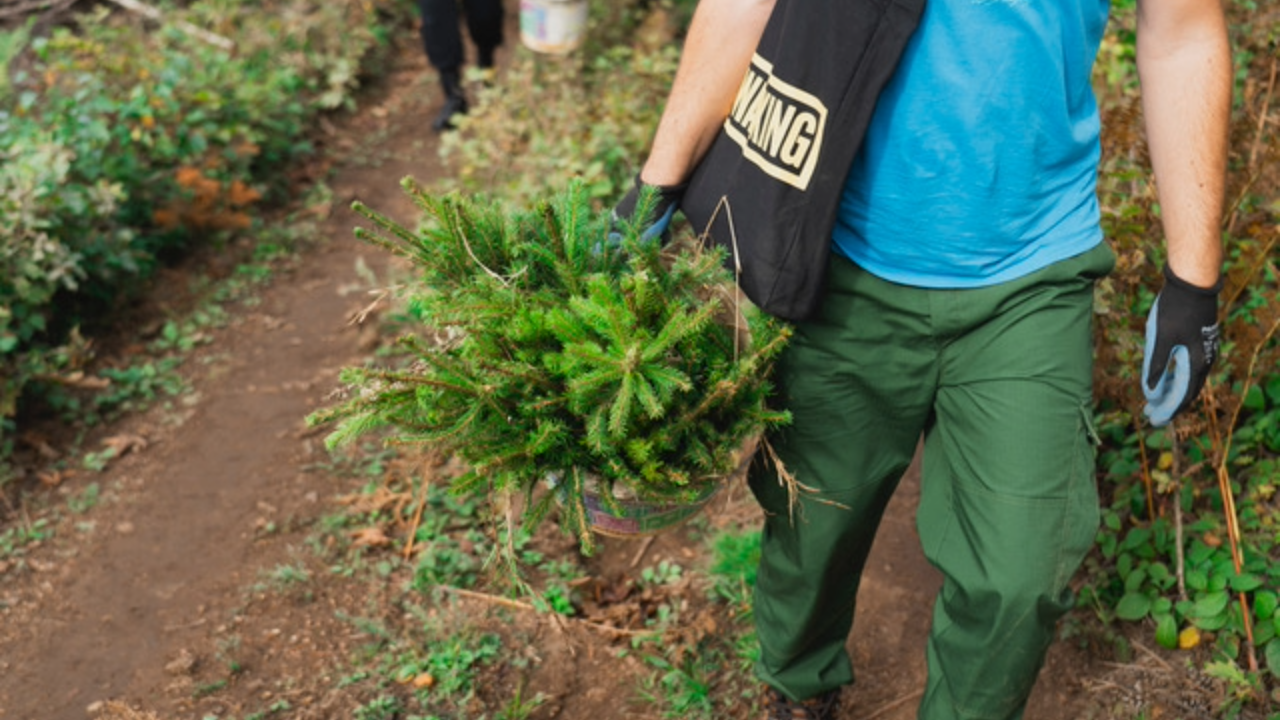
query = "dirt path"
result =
(0, 30, 1112, 720)
(0, 41, 449, 719)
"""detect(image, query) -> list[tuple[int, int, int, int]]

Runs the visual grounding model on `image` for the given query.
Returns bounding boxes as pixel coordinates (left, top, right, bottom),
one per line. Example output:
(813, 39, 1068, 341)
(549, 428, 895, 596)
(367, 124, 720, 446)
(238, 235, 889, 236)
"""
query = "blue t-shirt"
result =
(833, 0, 1111, 288)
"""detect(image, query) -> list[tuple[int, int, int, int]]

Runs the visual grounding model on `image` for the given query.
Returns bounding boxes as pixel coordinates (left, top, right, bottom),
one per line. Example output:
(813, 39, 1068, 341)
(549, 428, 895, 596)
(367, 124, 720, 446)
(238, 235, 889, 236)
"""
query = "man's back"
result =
(834, 0, 1111, 288)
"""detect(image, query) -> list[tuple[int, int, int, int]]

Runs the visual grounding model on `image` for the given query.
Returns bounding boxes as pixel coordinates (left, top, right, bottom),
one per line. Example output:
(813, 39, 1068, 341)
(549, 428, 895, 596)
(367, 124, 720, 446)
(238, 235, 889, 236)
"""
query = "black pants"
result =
(418, 0, 504, 73)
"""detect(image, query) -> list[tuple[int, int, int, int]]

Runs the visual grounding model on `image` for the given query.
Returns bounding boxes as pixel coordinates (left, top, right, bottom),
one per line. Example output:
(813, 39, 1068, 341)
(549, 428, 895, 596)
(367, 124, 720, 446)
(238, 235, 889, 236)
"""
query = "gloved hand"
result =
(609, 174, 686, 245)
(1141, 263, 1222, 426)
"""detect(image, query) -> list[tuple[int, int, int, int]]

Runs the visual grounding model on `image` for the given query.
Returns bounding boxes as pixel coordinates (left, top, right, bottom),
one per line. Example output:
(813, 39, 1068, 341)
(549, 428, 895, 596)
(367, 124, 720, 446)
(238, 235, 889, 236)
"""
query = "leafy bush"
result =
(0, 0, 412, 475)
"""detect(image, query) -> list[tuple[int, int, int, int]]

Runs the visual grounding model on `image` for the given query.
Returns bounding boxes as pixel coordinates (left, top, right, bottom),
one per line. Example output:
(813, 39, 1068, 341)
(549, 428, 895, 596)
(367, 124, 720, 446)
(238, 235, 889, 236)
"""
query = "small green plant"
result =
(495, 683, 548, 720)
(639, 650, 717, 719)
(264, 562, 311, 588)
(707, 528, 760, 612)
(67, 482, 101, 514)
(0, 518, 52, 558)
(641, 559, 684, 587)
(384, 629, 502, 714)
(354, 695, 403, 720)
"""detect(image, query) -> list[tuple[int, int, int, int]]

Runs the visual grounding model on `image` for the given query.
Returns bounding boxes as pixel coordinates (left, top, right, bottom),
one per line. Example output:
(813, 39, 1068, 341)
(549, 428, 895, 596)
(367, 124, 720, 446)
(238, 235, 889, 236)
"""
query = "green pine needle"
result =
(313, 179, 792, 554)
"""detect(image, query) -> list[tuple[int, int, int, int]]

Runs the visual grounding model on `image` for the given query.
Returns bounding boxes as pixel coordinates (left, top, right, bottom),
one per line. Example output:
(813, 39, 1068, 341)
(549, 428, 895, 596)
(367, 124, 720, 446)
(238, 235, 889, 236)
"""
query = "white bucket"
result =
(519, 0, 588, 55)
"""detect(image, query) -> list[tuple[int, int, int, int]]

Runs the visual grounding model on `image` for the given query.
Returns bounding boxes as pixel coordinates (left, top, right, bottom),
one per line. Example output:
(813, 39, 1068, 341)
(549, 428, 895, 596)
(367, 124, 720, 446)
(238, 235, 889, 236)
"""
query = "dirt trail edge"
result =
(0, 42, 445, 719)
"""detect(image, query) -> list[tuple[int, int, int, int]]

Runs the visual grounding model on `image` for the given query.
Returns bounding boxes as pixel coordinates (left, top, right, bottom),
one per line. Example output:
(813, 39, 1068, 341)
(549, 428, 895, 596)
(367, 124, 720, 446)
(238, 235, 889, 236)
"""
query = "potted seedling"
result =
(308, 179, 791, 555)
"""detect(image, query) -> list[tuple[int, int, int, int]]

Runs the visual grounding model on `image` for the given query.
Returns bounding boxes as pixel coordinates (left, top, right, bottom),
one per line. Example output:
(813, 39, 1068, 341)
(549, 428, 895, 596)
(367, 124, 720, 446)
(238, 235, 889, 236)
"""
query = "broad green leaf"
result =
(1186, 569, 1209, 592)
(1254, 590, 1278, 621)
(1115, 592, 1152, 621)
(1147, 562, 1171, 585)
(1154, 613, 1178, 649)
(1267, 638, 1280, 679)
(1193, 612, 1229, 632)
(1243, 384, 1267, 412)
(1124, 566, 1148, 593)
(1192, 591, 1231, 619)
(1116, 552, 1133, 580)
(1229, 572, 1264, 593)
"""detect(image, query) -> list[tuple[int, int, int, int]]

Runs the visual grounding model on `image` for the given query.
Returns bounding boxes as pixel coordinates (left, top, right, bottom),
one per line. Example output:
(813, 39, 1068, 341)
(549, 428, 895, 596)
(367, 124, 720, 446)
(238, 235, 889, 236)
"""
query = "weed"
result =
(707, 529, 760, 614)
(67, 482, 100, 514)
(0, 518, 52, 558)
(264, 562, 311, 588)
(192, 679, 228, 698)
(641, 559, 684, 587)
(391, 629, 502, 704)
(353, 695, 403, 720)
(640, 650, 717, 719)
(81, 448, 116, 473)
(495, 682, 548, 720)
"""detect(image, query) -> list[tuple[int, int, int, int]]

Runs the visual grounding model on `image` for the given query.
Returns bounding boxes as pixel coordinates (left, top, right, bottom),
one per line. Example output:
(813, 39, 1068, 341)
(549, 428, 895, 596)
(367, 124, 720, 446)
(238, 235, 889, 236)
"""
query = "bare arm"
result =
(639, 0, 777, 186)
(1136, 0, 1232, 287)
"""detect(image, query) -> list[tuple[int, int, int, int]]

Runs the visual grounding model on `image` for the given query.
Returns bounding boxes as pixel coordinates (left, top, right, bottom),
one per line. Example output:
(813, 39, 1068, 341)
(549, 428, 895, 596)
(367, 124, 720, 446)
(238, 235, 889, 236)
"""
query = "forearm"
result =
(640, 0, 776, 186)
(1136, 0, 1232, 287)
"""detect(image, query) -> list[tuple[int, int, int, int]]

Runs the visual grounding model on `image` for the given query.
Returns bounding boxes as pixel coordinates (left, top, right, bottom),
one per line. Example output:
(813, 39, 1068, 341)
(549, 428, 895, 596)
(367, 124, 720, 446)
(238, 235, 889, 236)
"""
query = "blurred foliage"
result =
(0, 0, 413, 479)
(437, 0, 689, 211)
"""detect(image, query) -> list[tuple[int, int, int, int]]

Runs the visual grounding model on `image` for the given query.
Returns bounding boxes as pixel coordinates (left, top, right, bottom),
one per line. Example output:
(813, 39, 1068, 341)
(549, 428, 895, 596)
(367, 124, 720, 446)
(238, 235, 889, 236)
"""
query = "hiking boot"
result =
(431, 69, 467, 133)
(763, 686, 841, 720)
(431, 93, 468, 132)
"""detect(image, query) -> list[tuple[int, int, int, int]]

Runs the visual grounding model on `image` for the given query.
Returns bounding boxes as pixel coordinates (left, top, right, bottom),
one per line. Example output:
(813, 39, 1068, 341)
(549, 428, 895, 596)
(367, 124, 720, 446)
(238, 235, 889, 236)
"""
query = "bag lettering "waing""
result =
(725, 54, 829, 191)
(680, 0, 925, 321)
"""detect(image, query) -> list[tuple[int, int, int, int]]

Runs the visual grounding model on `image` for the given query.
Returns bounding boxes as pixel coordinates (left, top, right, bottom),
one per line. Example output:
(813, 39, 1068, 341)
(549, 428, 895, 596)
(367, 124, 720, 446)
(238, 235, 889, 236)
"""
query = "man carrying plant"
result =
(615, 0, 1231, 716)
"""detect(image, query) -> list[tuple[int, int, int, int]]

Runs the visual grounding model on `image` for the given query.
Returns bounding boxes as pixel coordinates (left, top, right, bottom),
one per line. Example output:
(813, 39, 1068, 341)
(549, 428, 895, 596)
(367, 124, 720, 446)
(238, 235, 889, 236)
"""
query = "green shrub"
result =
(0, 0, 411, 471)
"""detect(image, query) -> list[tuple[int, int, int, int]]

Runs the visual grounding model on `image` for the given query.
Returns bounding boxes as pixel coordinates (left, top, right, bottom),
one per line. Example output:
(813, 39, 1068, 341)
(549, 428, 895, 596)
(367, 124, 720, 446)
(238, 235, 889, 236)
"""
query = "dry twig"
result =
(102, 0, 234, 50)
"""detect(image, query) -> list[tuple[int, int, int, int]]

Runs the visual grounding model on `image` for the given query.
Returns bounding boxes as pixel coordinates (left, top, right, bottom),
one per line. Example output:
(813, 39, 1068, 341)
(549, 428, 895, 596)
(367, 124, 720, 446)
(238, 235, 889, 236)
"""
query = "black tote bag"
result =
(680, 0, 926, 321)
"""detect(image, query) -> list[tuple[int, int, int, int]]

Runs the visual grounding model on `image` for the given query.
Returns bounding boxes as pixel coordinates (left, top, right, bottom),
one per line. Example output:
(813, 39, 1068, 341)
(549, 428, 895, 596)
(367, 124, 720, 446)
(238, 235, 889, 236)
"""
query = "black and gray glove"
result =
(609, 174, 686, 246)
(1141, 263, 1222, 426)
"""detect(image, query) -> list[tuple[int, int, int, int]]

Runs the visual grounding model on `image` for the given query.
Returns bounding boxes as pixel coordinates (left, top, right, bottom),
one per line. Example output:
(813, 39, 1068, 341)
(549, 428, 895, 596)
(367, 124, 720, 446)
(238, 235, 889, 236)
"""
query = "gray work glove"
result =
(609, 174, 686, 246)
(1141, 263, 1222, 426)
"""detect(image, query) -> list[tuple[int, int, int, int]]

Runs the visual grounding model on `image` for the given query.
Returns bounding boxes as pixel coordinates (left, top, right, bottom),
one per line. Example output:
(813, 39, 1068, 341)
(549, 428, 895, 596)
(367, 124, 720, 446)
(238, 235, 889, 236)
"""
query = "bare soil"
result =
(0, 21, 1225, 720)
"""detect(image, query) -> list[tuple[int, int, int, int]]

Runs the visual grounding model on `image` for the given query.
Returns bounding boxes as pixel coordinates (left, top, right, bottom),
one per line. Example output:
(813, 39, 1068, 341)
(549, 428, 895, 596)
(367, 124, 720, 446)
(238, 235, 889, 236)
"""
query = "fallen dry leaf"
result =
(103, 434, 148, 457)
(337, 485, 412, 516)
(164, 649, 197, 676)
(89, 700, 162, 720)
(350, 526, 393, 548)
(1178, 626, 1201, 649)
(19, 432, 59, 460)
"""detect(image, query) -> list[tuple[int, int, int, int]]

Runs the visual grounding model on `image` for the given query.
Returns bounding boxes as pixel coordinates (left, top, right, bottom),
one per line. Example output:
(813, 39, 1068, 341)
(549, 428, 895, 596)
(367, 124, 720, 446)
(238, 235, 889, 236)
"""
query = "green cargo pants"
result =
(748, 243, 1115, 720)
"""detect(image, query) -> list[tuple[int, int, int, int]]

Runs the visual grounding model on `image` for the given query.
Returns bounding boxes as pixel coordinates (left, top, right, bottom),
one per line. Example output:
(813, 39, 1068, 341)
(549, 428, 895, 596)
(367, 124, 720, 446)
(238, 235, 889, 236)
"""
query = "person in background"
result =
(613, 0, 1231, 717)
(418, 0, 504, 132)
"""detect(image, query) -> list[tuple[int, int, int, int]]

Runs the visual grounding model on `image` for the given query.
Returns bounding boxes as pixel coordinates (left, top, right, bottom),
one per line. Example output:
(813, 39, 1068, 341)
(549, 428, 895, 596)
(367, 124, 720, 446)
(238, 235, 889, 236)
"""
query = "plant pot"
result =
(582, 436, 759, 538)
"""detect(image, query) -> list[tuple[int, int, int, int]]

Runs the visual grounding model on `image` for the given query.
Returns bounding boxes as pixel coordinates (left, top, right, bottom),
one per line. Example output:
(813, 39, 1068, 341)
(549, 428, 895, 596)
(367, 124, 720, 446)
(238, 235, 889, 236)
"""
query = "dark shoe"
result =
(763, 687, 840, 720)
(432, 69, 468, 133)
(431, 93, 468, 132)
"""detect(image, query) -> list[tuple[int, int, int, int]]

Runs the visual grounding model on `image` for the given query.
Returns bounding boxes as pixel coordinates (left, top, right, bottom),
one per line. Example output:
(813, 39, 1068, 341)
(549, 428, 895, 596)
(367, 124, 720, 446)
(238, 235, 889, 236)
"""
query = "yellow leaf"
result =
(1158, 451, 1174, 471)
(1178, 626, 1201, 649)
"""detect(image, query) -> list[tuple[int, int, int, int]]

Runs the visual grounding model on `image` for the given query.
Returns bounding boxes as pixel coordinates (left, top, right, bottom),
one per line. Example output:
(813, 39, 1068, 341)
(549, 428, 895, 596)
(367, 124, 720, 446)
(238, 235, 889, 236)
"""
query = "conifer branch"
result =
(315, 181, 793, 559)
